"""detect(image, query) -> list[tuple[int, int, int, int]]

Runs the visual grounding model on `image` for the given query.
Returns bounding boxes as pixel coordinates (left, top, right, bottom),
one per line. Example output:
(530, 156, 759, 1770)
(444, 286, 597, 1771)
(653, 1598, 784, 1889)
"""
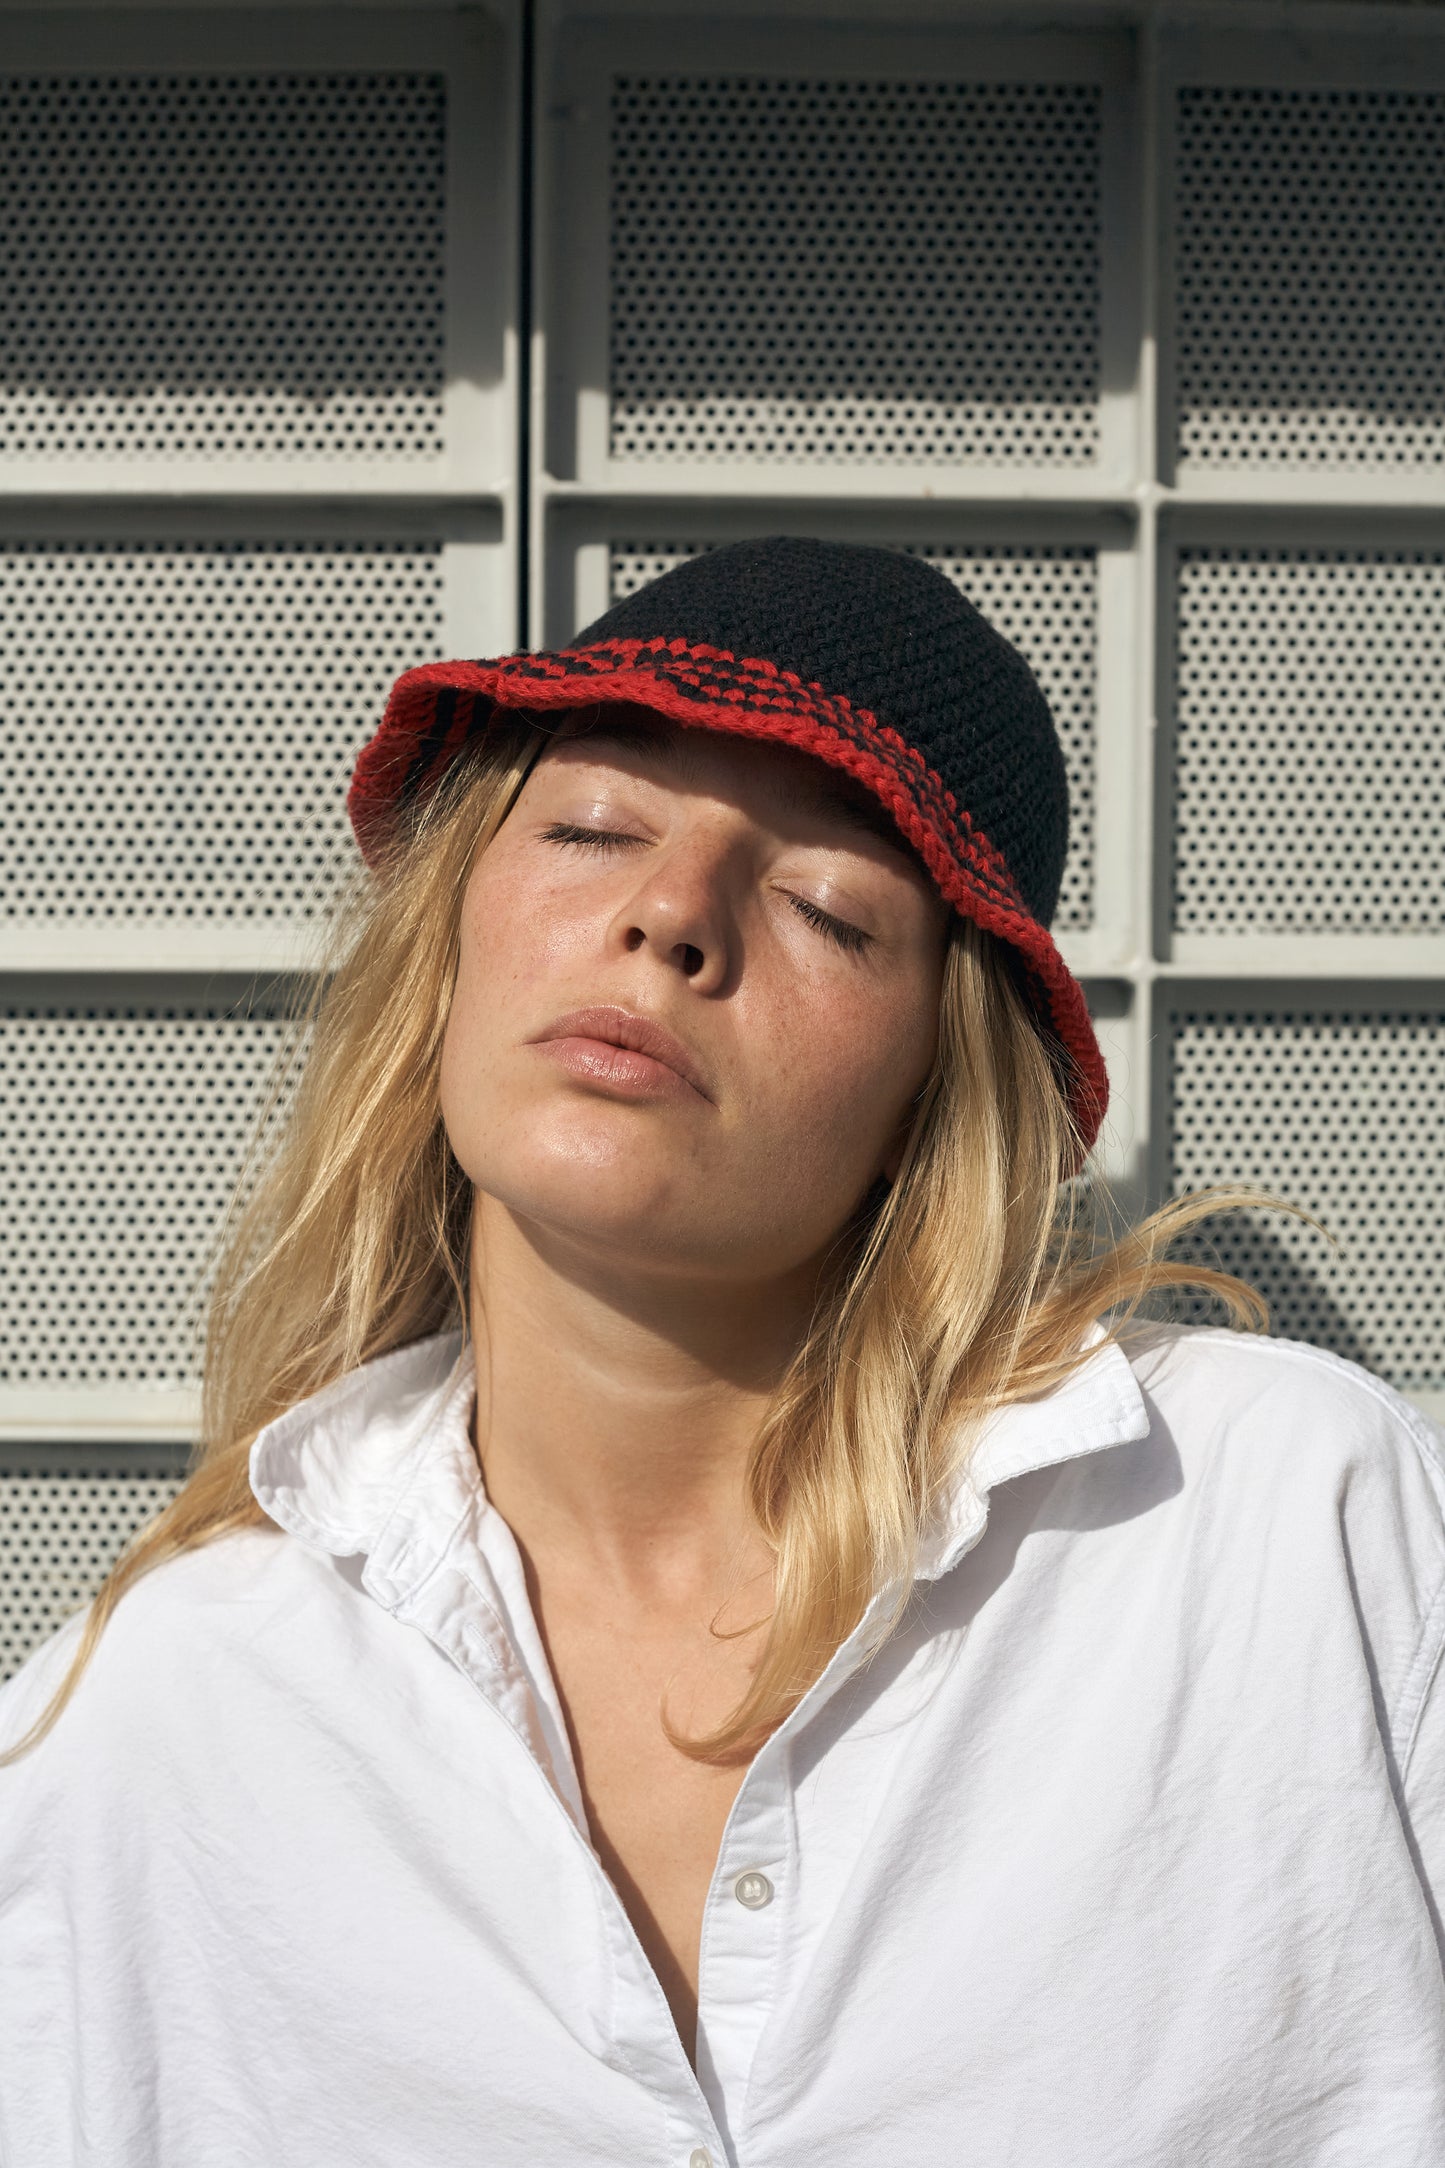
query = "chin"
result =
(475, 1116, 697, 1246)
(458, 1103, 830, 1281)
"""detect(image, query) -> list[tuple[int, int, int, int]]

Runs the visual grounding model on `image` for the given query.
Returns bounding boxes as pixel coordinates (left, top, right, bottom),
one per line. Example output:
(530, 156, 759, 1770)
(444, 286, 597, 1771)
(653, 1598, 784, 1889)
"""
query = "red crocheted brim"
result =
(348, 639, 1109, 1162)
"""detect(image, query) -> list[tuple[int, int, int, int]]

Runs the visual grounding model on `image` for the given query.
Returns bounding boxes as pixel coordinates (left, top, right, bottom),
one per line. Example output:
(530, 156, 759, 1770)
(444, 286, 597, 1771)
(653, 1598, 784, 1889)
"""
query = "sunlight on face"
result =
(438, 709, 951, 1288)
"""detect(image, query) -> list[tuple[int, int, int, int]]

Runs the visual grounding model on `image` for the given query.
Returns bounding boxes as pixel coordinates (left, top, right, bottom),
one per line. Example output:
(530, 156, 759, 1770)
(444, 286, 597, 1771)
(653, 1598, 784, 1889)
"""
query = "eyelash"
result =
(541, 822, 640, 851)
(784, 893, 872, 954)
(539, 821, 873, 955)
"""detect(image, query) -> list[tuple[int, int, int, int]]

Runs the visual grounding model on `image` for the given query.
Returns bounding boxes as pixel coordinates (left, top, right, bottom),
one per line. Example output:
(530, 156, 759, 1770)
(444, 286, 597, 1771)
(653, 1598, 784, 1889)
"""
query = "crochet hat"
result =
(349, 536, 1107, 1160)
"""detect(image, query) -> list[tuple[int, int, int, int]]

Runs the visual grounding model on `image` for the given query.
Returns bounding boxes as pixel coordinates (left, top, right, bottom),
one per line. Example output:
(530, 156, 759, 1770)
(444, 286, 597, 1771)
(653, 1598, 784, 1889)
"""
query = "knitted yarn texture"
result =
(348, 535, 1107, 1158)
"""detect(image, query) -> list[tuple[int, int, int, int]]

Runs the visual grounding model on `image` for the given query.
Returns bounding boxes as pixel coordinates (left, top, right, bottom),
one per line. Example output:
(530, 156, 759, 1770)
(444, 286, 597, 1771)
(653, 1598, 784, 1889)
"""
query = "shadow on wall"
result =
(1155, 1208, 1390, 1386)
(2, 74, 452, 442)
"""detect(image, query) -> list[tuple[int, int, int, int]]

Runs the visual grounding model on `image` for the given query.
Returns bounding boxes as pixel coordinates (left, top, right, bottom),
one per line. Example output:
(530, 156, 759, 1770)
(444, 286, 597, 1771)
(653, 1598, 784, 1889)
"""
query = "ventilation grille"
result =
(608, 541, 1097, 929)
(609, 77, 1101, 464)
(0, 1000, 296, 1386)
(1171, 547, 1445, 935)
(1175, 87, 1445, 468)
(0, 1448, 186, 1682)
(1165, 1005, 1445, 1391)
(0, 542, 444, 920)
(0, 75, 447, 460)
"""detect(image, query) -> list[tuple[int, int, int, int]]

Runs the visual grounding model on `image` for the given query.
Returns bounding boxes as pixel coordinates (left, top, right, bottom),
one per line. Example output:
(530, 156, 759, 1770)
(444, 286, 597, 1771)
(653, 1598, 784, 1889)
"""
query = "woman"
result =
(2, 537, 1442, 2165)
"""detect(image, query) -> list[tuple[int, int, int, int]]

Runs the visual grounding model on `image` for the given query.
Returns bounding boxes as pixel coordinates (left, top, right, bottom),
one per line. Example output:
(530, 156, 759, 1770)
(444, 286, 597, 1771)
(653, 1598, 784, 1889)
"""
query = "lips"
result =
(529, 1005, 713, 1102)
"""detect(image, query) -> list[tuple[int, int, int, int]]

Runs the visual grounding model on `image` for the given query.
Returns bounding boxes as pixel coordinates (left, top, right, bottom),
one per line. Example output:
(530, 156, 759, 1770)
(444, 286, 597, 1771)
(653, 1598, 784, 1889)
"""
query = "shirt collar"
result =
(250, 1328, 476, 1604)
(249, 1316, 1152, 1598)
(913, 1317, 1154, 1581)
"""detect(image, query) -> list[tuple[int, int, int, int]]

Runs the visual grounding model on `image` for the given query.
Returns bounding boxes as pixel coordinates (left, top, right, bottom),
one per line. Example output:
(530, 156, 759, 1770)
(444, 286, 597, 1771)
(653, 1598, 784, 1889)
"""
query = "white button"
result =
(688, 2151, 713, 2168)
(733, 1869, 773, 1909)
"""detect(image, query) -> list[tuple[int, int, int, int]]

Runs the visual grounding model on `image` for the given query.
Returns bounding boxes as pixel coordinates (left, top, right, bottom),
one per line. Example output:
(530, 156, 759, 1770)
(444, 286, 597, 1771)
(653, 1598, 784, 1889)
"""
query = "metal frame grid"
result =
(1, 1, 522, 1461)
(0, 4, 516, 502)
(533, 0, 1445, 1424)
(2, 0, 1443, 1679)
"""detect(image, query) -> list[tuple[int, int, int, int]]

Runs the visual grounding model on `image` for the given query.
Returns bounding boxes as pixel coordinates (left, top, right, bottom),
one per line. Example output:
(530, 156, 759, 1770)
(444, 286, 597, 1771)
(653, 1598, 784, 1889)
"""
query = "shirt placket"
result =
(691, 1736, 797, 2160)
(373, 1519, 733, 2168)
(690, 1586, 914, 2159)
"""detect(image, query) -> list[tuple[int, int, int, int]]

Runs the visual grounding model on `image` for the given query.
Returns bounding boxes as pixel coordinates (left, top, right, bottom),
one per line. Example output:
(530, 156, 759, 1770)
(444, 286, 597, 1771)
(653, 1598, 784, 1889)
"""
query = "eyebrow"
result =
(568, 718, 911, 854)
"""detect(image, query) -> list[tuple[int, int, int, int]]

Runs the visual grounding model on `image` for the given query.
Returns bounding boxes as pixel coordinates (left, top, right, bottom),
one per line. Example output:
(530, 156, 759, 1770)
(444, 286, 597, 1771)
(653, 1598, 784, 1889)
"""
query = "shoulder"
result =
(0, 1519, 346, 1788)
(1110, 1321, 1445, 1753)
(1117, 1319, 1445, 1511)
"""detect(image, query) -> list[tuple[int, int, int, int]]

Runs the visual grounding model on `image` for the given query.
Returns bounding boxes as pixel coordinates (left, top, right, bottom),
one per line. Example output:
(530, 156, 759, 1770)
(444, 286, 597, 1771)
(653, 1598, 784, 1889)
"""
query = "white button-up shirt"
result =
(3, 1319, 1444, 2165)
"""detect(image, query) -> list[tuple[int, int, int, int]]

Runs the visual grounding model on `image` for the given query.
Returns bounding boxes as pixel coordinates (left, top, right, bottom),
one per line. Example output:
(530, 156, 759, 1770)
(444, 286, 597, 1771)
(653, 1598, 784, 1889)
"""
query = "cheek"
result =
(744, 969, 938, 1197)
(438, 857, 548, 1163)
(453, 854, 565, 1009)
(438, 848, 621, 1179)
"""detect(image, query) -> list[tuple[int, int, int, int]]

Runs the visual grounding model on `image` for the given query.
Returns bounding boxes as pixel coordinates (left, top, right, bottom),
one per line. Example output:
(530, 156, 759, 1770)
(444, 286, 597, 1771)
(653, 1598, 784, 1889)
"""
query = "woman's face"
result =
(439, 710, 951, 1288)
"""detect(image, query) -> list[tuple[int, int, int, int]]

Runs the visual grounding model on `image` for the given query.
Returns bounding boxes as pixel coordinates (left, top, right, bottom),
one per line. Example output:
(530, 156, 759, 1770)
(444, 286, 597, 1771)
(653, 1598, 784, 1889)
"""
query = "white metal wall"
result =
(0, 0, 521, 1674)
(3, 0, 1442, 1678)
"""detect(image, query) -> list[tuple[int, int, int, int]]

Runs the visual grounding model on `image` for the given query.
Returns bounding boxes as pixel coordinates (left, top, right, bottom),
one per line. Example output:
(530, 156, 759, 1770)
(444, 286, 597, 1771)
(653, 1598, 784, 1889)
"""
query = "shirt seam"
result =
(460, 1672, 709, 2137)
(1399, 1565, 1445, 1788)
(423, 1636, 659, 2105)
(1156, 1329, 1445, 1765)
(381, 1529, 640, 2075)
(1182, 1328, 1445, 1510)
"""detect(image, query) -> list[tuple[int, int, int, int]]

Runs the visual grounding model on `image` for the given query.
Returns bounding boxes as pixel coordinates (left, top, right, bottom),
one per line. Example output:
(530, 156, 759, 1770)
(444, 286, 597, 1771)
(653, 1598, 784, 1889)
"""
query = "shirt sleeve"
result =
(1399, 1405, 1445, 1985)
(1401, 1585, 1445, 1978)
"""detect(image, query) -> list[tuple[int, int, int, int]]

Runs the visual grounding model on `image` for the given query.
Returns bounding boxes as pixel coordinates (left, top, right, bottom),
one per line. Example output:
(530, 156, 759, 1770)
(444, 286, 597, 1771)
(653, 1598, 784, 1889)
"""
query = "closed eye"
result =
(786, 894, 872, 954)
(542, 822, 871, 953)
(540, 821, 647, 850)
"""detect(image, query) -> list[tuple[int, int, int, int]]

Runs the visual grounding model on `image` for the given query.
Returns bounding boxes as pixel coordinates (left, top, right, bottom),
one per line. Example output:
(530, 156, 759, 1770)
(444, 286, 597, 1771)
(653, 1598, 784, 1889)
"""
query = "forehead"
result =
(544, 704, 912, 854)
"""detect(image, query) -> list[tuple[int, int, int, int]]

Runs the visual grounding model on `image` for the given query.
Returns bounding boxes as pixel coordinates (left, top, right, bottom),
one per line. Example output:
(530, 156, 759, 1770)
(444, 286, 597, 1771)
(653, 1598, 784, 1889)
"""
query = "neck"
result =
(466, 1194, 816, 1604)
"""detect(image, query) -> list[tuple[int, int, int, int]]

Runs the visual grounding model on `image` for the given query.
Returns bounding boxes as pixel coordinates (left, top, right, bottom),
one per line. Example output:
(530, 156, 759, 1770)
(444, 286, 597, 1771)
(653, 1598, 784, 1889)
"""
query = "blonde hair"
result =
(2, 716, 1322, 1766)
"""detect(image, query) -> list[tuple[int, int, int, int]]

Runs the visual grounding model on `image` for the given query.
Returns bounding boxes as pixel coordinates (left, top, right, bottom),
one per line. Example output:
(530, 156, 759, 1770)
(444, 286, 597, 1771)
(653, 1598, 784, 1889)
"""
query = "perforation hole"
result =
(0, 1000, 299, 1387)
(609, 78, 1101, 465)
(1171, 547, 1445, 934)
(1175, 87, 1445, 468)
(608, 540, 1097, 928)
(0, 543, 445, 918)
(0, 75, 446, 459)
(1165, 1005, 1445, 1390)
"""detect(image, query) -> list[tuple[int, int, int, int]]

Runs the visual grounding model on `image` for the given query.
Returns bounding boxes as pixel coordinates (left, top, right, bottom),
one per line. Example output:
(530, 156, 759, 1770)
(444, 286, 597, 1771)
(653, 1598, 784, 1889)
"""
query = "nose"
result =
(609, 828, 735, 992)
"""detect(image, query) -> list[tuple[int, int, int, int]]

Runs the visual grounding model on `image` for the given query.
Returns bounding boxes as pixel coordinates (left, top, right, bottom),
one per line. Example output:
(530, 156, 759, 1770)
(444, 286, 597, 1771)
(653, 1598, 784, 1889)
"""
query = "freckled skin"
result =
(436, 713, 950, 2062)
(440, 719, 949, 1283)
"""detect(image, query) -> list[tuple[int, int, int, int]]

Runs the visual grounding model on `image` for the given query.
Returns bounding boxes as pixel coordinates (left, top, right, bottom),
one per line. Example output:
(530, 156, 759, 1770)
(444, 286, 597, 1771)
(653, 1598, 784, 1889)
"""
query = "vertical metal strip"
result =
(517, 0, 537, 651)
(1135, 5, 1165, 1221)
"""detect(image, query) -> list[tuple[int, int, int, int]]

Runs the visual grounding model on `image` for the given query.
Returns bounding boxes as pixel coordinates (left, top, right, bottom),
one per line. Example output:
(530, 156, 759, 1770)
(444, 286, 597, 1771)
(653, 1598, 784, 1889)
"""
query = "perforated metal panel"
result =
(0, 1446, 185, 1680)
(1165, 1003, 1445, 1392)
(607, 540, 1098, 929)
(0, 543, 445, 920)
(0, 74, 447, 461)
(606, 542, 709, 601)
(608, 77, 1101, 465)
(1174, 86, 1445, 469)
(0, 998, 295, 1387)
(5, 0, 1444, 1548)
(1171, 546, 1445, 935)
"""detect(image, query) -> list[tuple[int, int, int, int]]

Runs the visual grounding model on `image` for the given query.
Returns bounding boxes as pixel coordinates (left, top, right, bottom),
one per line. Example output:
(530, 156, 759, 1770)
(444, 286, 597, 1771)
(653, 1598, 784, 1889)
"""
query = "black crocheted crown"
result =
(349, 535, 1105, 1157)
(568, 540, 1069, 925)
